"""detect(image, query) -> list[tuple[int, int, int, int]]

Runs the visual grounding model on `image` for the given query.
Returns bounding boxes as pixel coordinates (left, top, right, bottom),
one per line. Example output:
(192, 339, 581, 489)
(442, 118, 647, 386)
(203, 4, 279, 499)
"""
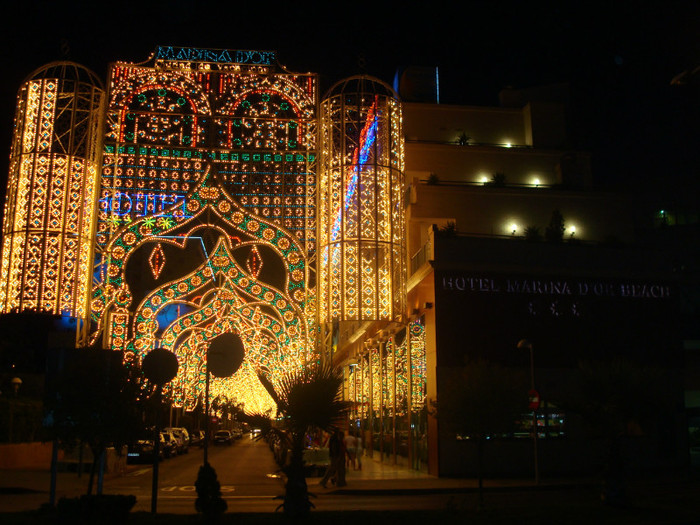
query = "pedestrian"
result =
(319, 429, 347, 487)
(343, 431, 356, 469)
(354, 431, 363, 470)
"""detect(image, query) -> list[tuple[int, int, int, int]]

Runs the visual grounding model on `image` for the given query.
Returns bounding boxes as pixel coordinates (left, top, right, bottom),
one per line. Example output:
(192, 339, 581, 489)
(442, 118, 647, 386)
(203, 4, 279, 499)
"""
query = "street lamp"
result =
(142, 348, 179, 515)
(205, 333, 244, 465)
(517, 339, 539, 484)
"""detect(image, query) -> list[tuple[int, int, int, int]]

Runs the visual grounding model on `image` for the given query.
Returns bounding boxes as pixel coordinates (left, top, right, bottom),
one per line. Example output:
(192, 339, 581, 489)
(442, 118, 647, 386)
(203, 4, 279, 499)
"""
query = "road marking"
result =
(129, 468, 151, 476)
(161, 485, 236, 492)
(158, 495, 276, 499)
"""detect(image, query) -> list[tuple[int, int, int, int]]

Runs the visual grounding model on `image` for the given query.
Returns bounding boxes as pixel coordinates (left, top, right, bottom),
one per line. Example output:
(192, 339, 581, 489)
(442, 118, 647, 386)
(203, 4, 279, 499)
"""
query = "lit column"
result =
(0, 62, 104, 329)
(318, 76, 406, 327)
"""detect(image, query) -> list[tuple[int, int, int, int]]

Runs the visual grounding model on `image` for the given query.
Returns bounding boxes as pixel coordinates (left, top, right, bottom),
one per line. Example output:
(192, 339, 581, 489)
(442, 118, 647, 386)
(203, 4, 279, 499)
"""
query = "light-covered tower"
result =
(0, 62, 105, 327)
(318, 76, 406, 326)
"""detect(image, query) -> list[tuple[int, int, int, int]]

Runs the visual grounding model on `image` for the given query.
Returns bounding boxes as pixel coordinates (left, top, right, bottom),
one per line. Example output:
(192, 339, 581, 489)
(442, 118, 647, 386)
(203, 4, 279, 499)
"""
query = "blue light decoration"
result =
(330, 99, 379, 243)
(99, 191, 191, 219)
(155, 46, 276, 65)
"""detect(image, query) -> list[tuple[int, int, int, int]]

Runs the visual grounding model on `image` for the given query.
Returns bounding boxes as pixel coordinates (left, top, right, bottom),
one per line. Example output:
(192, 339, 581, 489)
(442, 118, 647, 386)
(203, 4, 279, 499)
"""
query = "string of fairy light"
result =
(0, 72, 103, 319)
(318, 85, 406, 324)
(0, 53, 425, 422)
(346, 320, 426, 422)
(92, 58, 318, 412)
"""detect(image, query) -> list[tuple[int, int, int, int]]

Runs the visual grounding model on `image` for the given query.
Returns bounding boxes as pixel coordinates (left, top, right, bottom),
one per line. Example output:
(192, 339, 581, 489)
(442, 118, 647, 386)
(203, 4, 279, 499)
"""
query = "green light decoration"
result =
(94, 165, 313, 414)
(90, 59, 318, 414)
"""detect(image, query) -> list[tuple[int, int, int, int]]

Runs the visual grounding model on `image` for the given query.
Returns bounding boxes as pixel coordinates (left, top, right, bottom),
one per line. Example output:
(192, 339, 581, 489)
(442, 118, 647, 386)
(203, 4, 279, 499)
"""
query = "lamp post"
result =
(142, 348, 179, 515)
(518, 339, 539, 484)
(205, 333, 245, 466)
(10, 377, 22, 395)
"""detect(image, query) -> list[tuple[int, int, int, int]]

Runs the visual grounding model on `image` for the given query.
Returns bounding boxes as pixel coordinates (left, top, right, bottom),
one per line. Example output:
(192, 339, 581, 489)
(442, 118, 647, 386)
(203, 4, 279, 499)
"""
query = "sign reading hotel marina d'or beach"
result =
(441, 274, 672, 300)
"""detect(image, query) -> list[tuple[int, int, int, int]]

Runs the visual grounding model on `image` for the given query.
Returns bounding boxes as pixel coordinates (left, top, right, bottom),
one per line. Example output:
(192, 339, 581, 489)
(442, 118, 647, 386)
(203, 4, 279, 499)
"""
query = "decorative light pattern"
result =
(394, 333, 408, 417)
(0, 63, 105, 323)
(345, 320, 426, 439)
(409, 319, 426, 410)
(318, 77, 406, 323)
(92, 50, 318, 412)
(149, 243, 166, 279)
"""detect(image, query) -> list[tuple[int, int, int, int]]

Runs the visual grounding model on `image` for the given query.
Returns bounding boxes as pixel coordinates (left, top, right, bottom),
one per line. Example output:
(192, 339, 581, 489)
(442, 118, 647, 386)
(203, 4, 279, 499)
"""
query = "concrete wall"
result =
(0, 442, 59, 470)
(0, 442, 127, 474)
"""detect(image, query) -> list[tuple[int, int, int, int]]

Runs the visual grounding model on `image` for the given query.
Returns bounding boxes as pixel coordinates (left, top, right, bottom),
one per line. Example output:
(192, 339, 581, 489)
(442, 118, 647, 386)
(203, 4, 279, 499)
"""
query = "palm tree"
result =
(249, 363, 349, 517)
(46, 346, 146, 495)
(556, 358, 669, 506)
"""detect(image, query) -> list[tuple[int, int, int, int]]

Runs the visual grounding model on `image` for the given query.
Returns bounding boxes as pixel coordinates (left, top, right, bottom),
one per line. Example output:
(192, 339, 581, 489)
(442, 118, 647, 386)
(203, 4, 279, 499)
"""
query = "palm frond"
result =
(256, 371, 282, 414)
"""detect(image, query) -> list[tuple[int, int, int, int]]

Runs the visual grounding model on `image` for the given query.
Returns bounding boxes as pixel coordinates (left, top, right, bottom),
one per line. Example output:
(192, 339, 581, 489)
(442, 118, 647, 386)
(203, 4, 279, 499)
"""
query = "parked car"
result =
(127, 439, 161, 463)
(213, 430, 233, 445)
(164, 427, 189, 454)
(190, 429, 205, 447)
(232, 427, 243, 440)
(160, 431, 178, 458)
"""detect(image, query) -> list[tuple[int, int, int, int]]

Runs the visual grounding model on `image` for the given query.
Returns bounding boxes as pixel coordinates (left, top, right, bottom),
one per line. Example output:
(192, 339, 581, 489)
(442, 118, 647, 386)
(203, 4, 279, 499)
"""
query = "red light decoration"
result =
(149, 243, 166, 279)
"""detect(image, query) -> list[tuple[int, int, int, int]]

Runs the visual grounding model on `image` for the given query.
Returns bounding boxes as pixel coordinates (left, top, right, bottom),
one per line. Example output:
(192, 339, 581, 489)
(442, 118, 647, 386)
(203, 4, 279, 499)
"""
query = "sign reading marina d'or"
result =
(155, 46, 276, 65)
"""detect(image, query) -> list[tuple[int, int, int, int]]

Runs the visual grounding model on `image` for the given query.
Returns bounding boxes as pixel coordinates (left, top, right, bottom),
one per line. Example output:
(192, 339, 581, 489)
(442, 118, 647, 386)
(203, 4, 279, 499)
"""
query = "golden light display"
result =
(91, 48, 318, 413)
(345, 319, 426, 459)
(318, 76, 407, 324)
(0, 49, 420, 419)
(0, 62, 105, 333)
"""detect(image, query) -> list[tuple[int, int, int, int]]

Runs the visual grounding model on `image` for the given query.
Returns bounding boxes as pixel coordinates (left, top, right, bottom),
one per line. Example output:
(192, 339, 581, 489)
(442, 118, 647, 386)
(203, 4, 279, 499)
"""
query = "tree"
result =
(45, 347, 146, 495)
(433, 360, 526, 511)
(247, 363, 349, 518)
(545, 209, 566, 242)
(195, 462, 227, 519)
(555, 358, 671, 506)
(488, 172, 507, 187)
(524, 225, 542, 242)
(211, 395, 244, 427)
(438, 221, 457, 237)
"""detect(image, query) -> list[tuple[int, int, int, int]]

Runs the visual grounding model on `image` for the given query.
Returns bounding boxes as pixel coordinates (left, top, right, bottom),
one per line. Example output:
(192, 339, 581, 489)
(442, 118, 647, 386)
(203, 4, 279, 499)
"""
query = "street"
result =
(109, 437, 458, 513)
(4, 438, 700, 523)
(109, 435, 285, 513)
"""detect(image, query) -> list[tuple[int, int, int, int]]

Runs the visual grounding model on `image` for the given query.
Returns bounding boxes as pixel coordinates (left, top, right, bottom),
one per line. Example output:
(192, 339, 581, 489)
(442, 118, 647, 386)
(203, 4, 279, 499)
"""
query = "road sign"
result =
(528, 389, 540, 410)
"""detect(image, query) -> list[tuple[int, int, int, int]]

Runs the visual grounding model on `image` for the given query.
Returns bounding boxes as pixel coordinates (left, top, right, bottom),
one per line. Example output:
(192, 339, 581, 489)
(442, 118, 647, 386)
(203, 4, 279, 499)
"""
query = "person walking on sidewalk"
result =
(343, 431, 356, 470)
(354, 431, 363, 470)
(320, 429, 347, 487)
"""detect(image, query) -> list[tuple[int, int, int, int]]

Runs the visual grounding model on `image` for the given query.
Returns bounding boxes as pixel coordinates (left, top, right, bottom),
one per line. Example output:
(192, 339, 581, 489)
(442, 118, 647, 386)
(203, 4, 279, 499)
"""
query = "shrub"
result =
(195, 462, 227, 519)
(55, 494, 136, 522)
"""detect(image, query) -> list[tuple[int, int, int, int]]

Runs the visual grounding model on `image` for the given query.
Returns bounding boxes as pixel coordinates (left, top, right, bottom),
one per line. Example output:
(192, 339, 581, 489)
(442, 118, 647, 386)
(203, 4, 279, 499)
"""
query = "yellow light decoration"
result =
(0, 63, 105, 323)
(318, 76, 406, 324)
(91, 51, 318, 412)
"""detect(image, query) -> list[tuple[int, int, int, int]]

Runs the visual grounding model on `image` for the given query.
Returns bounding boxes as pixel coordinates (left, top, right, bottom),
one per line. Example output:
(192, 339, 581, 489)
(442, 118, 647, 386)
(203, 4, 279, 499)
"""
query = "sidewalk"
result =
(2, 448, 695, 514)
(308, 450, 596, 494)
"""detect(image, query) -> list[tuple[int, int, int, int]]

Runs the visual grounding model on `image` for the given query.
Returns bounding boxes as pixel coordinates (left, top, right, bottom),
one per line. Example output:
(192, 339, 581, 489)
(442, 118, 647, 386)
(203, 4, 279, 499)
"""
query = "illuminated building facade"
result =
(91, 48, 319, 414)
(318, 76, 406, 325)
(0, 48, 415, 423)
(0, 51, 691, 477)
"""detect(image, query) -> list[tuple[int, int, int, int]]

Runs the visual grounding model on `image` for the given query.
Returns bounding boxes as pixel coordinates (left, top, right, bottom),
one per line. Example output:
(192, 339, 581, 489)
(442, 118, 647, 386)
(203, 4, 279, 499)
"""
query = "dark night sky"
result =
(1, 1, 699, 190)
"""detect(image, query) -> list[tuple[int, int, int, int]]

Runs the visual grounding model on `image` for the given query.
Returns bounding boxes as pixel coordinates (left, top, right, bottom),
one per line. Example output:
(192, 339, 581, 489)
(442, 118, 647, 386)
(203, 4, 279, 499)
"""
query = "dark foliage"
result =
(553, 358, 673, 506)
(248, 363, 349, 518)
(54, 494, 136, 523)
(195, 462, 227, 519)
(544, 209, 566, 242)
(44, 346, 146, 495)
(438, 221, 457, 236)
(524, 225, 542, 241)
(488, 172, 506, 186)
